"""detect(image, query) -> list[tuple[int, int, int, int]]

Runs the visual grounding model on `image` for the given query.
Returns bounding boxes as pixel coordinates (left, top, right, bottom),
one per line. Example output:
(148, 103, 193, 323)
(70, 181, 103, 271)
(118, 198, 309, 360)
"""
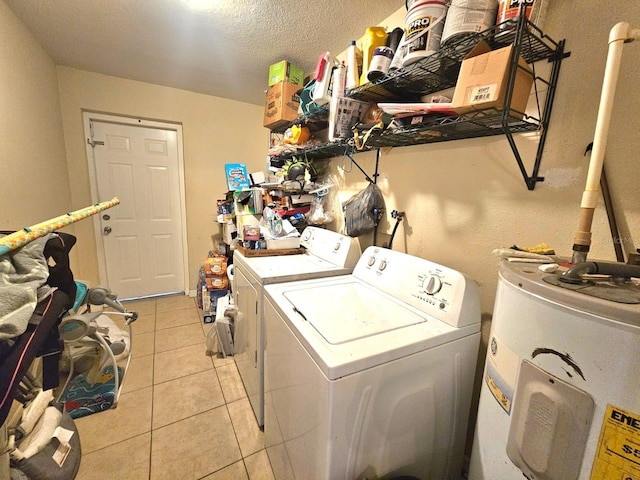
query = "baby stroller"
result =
(0, 230, 136, 480)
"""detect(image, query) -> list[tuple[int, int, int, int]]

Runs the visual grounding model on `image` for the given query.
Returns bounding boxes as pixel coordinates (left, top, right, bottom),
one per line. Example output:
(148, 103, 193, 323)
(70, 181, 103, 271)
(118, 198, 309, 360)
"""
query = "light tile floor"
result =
(73, 294, 274, 480)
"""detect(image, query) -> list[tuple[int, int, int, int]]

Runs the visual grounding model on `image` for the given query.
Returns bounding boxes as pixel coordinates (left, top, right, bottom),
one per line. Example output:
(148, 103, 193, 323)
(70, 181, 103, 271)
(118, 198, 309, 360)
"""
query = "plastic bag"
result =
(342, 183, 385, 237)
(307, 191, 334, 226)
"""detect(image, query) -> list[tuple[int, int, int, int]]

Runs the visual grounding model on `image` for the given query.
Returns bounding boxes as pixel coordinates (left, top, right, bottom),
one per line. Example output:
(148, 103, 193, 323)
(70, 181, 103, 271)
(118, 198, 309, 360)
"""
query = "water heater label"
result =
(591, 404, 640, 480)
(484, 334, 519, 414)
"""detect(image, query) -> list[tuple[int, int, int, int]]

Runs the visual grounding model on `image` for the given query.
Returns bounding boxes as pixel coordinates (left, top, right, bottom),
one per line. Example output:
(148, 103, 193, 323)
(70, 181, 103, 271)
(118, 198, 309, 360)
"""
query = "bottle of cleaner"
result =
(329, 62, 346, 142)
(312, 51, 337, 106)
(345, 40, 362, 90)
(331, 61, 346, 100)
(367, 27, 404, 82)
(389, 31, 407, 72)
(359, 26, 388, 86)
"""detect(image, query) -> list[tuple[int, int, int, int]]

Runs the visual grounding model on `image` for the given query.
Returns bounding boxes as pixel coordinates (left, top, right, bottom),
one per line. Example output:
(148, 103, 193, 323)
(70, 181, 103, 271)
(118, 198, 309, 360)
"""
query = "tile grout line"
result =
(148, 301, 157, 480)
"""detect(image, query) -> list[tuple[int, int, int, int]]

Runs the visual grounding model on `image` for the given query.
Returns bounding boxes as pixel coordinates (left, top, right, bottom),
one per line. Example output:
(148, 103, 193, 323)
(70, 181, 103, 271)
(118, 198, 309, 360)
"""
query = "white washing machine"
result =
(469, 260, 640, 480)
(263, 246, 481, 480)
(232, 226, 360, 427)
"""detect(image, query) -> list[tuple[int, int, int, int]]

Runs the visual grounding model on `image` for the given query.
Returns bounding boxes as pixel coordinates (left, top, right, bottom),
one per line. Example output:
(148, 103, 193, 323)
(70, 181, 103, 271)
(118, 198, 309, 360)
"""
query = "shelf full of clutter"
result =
(264, 0, 568, 190)
(212, 162, 336, 258)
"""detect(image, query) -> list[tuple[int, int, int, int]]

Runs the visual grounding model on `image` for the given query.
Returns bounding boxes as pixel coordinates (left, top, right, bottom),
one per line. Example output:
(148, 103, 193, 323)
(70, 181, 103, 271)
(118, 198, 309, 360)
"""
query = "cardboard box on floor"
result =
(451, 41, 534, 118)
(264, 81, 301, 129)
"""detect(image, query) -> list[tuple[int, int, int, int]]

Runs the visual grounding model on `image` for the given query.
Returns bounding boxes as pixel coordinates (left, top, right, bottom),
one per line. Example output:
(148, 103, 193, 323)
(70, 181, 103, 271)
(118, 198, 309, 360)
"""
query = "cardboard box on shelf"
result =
(269, 60, 305, 87)
(266, 236, 301, 250)
(451, 41, 534, 118)
(225, 163, 250, 191)
(264, 81, 301, 130)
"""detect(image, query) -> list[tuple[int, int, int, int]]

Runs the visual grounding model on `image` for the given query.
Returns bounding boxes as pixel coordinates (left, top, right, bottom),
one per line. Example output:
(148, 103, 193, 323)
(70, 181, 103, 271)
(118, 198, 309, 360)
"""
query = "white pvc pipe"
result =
(580, 23, 629, 207)
(572, 22, 640, 263)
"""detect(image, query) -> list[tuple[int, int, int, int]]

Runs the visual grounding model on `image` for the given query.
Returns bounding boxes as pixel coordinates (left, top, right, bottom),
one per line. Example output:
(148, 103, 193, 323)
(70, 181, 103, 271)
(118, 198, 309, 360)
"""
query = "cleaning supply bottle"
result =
(346, 40, 362, 89)
(367, 27, 404, 82)
(331, 61, 346, 100)
(359, 26, 388, 86)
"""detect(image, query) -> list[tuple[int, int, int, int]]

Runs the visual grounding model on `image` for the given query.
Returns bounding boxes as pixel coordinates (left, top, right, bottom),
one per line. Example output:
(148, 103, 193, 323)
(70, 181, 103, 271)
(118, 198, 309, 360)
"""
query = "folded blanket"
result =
(0, 234, 53, 342)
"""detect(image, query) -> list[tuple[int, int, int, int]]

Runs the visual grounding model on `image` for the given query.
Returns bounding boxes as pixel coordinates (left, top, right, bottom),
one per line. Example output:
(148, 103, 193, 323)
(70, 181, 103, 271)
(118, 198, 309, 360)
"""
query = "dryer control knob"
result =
(334, 242, 341, 251)
(301, 230, 312, 241)
(425, 275, 442, 295)
(368, 256, 376, 266)
(378, 260, 387, 271)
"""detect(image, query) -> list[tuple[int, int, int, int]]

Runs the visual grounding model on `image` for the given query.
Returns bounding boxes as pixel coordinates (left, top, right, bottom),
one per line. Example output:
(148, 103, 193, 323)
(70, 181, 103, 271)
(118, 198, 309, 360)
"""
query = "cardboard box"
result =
(266, 236, 301, 250)
(225, 163, 250, 191)
(451, 42, 533, 118)
(236, 214, 262, 241)
(269, 60, 305, 87)
(264, 81, 301, 130)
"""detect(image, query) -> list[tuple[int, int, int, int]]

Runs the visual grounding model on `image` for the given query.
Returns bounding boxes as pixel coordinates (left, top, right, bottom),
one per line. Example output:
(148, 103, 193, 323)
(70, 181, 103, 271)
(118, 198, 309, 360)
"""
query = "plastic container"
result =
(386, 27, 405, 53)
(367, 46, 395, 82)
(346, 40, 362, 89)
(331, 62, 345, 100)
(497, 0, 534, 25)
(402, 0, 448, 66)
(441, 0, 498, 45)
(359, 26, 388, 85)
(389, 31, 408, 72)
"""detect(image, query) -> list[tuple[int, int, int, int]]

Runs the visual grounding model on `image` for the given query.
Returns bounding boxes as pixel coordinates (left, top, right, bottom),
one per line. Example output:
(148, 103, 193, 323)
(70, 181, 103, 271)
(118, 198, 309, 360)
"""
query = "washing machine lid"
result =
(235, 251, 353, 284)
(267, 276, 477, 380)
(284, 282, 425, 344)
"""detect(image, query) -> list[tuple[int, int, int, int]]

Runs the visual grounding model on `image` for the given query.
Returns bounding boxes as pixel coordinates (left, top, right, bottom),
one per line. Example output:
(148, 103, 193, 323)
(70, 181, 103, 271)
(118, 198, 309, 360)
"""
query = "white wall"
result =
(0, 1, 71, 230)
(56, 67, 270, 289)
(328, 0, 640, 315)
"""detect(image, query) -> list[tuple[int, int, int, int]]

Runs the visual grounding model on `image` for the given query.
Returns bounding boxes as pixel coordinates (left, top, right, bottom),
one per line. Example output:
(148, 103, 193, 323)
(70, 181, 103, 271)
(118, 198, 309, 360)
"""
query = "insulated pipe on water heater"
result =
(572, 22, 640, 264)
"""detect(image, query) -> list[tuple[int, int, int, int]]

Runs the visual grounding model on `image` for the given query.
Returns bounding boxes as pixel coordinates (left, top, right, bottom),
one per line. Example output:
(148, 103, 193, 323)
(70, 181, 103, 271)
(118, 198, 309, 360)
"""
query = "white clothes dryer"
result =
(263, 246, 481, 480)
(232, 226, 360, 426)
(468, 260, 640, 480)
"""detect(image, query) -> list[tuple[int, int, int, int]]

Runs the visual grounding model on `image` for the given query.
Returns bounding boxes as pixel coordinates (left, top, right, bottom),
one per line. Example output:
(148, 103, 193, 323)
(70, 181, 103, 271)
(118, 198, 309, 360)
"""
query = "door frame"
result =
(82, 111, 189, 297)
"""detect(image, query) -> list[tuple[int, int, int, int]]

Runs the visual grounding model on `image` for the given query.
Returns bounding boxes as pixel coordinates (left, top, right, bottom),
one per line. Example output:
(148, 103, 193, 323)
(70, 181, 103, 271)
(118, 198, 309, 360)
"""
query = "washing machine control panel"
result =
(354, 247, 474, 326)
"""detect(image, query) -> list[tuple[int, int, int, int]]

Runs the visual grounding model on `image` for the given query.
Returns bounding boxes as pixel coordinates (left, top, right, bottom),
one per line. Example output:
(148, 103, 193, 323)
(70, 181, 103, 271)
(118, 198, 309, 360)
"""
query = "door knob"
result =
(103, 226, 112, 235)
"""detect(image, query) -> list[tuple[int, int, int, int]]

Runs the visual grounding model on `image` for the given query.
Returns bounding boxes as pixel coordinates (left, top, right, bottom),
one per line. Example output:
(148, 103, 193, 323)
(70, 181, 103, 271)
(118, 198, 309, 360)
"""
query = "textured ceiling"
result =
(5, 0, 403, 105)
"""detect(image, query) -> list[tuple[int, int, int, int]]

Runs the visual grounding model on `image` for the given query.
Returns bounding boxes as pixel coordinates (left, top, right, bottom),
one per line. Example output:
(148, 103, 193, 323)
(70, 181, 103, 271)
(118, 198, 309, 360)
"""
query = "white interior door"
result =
(90, 119, 186, 299)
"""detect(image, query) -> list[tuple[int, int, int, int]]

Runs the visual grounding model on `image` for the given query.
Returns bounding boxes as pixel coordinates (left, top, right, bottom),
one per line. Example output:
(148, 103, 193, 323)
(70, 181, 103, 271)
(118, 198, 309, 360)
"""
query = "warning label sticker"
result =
(484, 334, 519, 415)
(590, 404, 640, 480)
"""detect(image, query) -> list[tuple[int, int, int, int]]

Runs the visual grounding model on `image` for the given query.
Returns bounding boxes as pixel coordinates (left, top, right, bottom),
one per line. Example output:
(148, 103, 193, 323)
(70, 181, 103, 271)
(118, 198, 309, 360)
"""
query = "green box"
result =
(268, 60, 304, 87)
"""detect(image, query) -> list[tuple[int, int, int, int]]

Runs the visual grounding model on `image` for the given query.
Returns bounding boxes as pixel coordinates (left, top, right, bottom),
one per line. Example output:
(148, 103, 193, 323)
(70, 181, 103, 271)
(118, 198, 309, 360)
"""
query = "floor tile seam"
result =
(153, 340, 207, 355)
(79, 430, 152, 459)
(150, 401, 228, 432)
(224, 402, 249, 461)
(151, 364, 216, 386)
(225, 400, 265, 460)
(154, 305, 200, 315)
(244, 448, 276, 476)
(150, 366, 219, 394)
(152, 340, 208, 357)
(153, 321, 202, 332)
(194, 458, 249, 480)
